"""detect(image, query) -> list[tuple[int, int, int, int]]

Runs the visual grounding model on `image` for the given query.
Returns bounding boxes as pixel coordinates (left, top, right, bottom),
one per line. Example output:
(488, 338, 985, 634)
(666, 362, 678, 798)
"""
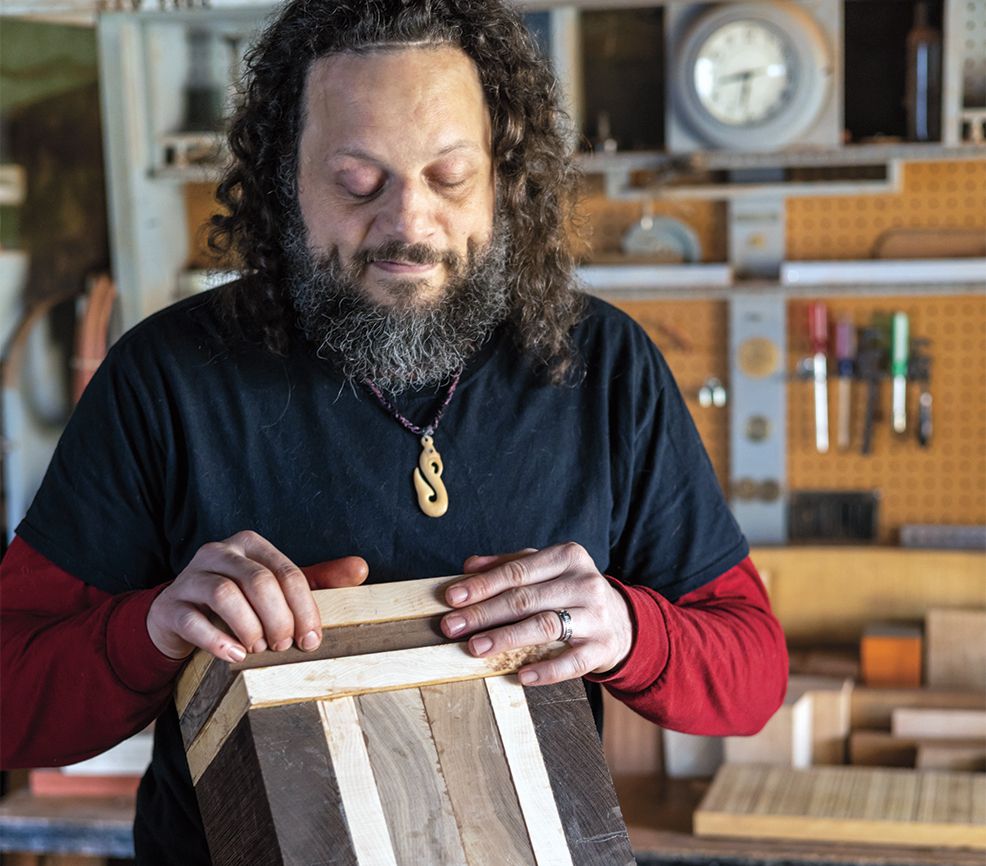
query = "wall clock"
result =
(666, 1, 841, 153)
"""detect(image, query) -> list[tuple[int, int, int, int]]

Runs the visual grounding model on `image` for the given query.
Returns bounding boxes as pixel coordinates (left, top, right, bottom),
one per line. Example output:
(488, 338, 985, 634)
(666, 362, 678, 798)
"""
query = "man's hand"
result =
(147, 530, 368, 662)
(440, 543, 633, 685)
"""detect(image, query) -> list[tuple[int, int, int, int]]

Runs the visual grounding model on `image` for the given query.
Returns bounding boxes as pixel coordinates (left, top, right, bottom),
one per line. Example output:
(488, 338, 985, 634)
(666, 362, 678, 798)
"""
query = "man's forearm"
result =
(0, 536, 183, 768)
(589, 557, 788, 736)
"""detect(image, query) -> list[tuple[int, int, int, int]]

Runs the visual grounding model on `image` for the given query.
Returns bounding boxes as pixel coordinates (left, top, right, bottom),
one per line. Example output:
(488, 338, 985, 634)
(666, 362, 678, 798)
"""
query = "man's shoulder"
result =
(573, 292, 667, 376)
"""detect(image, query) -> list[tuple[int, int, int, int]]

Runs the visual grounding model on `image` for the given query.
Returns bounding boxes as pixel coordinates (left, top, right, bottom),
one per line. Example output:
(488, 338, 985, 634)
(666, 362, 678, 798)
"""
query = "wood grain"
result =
(419, 679, 535, 865)
(317, 697, 397, 866)
(356, 689, 467, 866)
(485, 676, 573, 866)
(179, 616, 446, 747)
(926, 608, 986, 690)
(695, 764, 986, 849)
(185, 642, 565, 782)
(524, 680, 636, 866)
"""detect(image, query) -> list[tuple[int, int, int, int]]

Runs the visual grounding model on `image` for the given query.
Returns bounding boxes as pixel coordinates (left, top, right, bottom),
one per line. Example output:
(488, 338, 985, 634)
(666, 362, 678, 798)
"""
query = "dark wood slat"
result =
(525, 680, 636, 866)
(420, 678, 536, 864)
(180, 616, 446, 746)
(356, 689, 467, 866)
(196, 703, 356, 866)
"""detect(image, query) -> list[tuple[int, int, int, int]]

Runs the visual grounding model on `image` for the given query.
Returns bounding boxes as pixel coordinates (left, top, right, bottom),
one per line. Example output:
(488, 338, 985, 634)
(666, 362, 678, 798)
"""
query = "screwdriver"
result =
(808, 302, 829, 453)
(891, 311, 909, 434)
(835, 318, 856, 451)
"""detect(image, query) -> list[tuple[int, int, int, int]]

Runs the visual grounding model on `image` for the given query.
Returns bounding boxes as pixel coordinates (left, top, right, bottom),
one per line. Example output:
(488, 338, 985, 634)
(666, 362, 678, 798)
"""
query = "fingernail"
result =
(519, 670, 539, 685)
(471, 636, 492, 655)
(448, 587, 468, 604)
(273, 638, 293, 652)
(445, 616, 466, 636)
(251, 639, 268, 654)
(227, 645, 246, 662)
(301, 630, 320, 651)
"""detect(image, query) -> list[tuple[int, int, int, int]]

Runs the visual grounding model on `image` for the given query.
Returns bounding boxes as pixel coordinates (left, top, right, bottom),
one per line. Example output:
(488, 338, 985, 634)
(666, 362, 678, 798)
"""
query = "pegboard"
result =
(786, 160, 986, 260)
(615, 294, 986, 545)
(612, 299, 731, 487)
(962, 0, 986, 107)
(578, 191, 727, 262)
(787, 293, 986, 543)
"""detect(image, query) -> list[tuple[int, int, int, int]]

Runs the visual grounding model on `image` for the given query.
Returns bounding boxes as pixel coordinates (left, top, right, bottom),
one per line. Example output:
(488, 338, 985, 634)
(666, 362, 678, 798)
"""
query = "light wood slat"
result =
(186, 642, 564, 783)
(926, 608, 986, 690)
(484, 676, 573, 866)
(176, 574, 461, 709)
(186, 676, 249, 783)
(356, 689, 467, 866)
(312, 574, 459, 628)
(242, 642, 564, 709)
(695, 765, 986, 849)
(317, 698, 398, 866)
(420, 680, 535, 865)
(892, 708, 986, 739)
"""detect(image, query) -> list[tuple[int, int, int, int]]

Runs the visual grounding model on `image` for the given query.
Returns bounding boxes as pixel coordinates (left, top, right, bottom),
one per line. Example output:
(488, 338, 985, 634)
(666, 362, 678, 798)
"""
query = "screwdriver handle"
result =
(809, 302, 828, 356)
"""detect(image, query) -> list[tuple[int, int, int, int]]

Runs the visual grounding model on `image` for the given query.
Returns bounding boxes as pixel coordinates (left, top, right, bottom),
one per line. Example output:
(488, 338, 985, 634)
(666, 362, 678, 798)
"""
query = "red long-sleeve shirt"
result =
(0, 535, 786, 768)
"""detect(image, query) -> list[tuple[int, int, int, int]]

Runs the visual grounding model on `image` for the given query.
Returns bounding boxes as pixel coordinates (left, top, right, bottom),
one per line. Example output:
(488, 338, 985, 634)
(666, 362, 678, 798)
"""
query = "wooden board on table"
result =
(850, 687, 986, 730)
(860, 624, 922, 688)
(850, 730, 986, 767)
(694, 764, 986, 849)
(916, 741, 986, 771)
(926, 608, 986, 691)
(891, 708, 986, 740)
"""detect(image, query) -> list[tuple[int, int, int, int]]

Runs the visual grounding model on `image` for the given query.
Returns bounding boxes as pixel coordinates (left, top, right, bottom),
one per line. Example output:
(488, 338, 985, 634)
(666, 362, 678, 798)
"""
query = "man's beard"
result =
(282, 213, 512, 393)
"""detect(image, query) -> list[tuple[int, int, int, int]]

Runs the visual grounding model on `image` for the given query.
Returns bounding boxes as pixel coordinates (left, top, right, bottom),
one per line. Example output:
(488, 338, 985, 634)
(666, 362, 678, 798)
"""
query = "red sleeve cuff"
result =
(586, 576, 670, 693)
(105, 584, 187, 694)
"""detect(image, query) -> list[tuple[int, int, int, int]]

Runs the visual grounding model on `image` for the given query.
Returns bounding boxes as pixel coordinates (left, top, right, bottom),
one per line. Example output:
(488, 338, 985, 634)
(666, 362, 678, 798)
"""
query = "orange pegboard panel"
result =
(787, 294, 986, 543)
(579, 195, 727, 262)
(612, 299, 731, 487)
(787, 160, 986, 260)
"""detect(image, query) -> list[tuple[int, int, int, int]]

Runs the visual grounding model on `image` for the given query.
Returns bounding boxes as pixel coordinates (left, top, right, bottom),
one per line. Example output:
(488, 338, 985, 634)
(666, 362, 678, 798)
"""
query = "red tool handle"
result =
(808, 302, 828, 355)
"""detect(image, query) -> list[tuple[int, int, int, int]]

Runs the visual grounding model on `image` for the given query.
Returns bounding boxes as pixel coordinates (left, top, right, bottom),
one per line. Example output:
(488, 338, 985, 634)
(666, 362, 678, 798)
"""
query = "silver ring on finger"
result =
(554, 608, 573, 643)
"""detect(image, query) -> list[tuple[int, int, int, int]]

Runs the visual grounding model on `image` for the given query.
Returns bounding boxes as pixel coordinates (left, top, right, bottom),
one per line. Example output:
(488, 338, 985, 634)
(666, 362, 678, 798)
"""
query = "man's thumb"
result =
(302, 556, 369, 590)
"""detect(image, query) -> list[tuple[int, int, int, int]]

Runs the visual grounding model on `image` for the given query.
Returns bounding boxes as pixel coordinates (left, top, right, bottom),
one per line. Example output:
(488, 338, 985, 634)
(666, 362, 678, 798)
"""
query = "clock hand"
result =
(717, 67, 766, 85)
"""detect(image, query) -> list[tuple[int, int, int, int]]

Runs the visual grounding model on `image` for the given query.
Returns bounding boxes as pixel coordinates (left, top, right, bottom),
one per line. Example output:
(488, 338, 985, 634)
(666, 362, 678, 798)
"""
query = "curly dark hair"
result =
(209, 0, 586, 384)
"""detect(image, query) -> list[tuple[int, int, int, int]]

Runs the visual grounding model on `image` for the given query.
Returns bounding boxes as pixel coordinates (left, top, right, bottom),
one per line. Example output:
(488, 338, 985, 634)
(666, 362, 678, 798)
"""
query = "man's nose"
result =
(377, 179, 437, 244)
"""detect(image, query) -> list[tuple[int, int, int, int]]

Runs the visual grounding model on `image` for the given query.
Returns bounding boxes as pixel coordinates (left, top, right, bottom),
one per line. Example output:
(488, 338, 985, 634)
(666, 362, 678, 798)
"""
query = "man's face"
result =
(296, 45, 496, 309)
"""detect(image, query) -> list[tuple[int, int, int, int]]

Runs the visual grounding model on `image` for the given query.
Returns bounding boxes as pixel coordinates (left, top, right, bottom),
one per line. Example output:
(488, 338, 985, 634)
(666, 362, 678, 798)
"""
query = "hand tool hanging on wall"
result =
(856, 325, 888, 456)
(909, 338, 933, 447)
(834, 318, 856, 451)
(808, 302, 830, 453)
(891, 311, 910, 435)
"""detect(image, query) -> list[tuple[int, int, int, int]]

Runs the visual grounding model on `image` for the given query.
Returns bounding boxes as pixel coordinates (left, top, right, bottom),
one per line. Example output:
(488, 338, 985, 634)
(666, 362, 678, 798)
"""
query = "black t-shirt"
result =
(19, 286, 746, 865)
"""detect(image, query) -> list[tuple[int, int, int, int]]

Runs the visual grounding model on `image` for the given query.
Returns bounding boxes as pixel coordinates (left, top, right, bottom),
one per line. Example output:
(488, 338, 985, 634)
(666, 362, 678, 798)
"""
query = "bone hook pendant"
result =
(413, 434, 448, 517)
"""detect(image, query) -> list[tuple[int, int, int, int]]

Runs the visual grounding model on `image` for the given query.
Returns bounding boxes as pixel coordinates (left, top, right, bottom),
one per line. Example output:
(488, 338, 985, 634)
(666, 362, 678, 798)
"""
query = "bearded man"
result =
(0, 1, 786, 863)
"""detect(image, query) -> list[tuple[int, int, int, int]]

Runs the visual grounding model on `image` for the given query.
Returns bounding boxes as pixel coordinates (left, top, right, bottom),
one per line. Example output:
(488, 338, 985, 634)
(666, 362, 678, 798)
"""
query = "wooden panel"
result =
(485, 677, 574, 866)
(356, 689, 467, 866)
(916, 742, 986, 771)
(524, 680, 636, 866)
(317, 698, 397, 866)
(752, 547, 986, 642)
(892, 708, 986, 739)
(926, 608, 986, 690)
(179, 616, 446, 747)
(851, 686, 986, 730)
(419, 679, 535, 865)
(600, 686, 662, 778)
(724, 692, 812, 768)
(695, 764, 986, 849)
(850, 731, 918, 767)
(788, 676, 853, 766)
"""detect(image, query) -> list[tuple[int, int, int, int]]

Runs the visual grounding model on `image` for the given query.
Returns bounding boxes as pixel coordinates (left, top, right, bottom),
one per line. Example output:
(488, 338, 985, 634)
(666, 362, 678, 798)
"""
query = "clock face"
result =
(693, 20, 797, 127)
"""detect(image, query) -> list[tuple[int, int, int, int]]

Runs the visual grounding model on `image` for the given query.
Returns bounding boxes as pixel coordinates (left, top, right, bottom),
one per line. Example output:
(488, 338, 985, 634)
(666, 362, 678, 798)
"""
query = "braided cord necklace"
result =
(364, 370, 462, 518)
